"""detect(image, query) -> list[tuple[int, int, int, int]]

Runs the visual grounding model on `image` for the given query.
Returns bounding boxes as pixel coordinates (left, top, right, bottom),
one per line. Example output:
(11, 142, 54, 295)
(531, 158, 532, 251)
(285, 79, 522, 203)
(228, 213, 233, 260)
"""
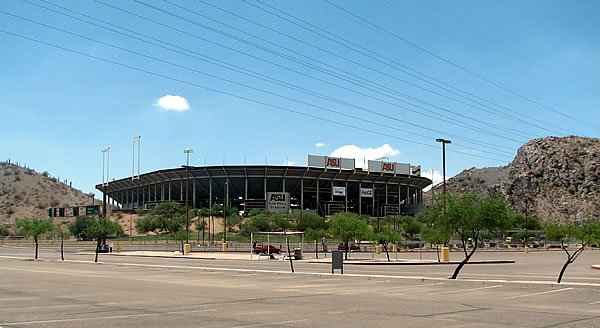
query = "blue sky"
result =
(1, 0, 599, 197)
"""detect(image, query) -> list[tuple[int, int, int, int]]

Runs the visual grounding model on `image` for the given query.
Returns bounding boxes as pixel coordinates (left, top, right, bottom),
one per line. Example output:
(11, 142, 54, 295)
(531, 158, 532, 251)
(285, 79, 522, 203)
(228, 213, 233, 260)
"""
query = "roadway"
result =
(1, 246, 600, 327)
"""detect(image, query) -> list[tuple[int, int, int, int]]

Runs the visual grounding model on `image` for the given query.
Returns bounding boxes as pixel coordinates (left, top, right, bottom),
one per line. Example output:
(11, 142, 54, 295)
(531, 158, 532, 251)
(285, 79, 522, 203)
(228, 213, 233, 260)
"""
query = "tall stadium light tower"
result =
(131, 136, 141, 181)
(101, 146, 110, 219)
(435, 138, 451, 195)
(184, 148, 194, 244)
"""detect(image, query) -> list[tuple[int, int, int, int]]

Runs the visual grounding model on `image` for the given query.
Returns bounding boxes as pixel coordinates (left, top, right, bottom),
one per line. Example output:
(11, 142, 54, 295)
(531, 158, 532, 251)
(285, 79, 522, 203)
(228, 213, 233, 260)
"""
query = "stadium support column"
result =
(264, 177, 267, 202)
(180, 179, 184, 201)
(372, 184, 375, 217)
(398, 184, 402, 214)
(345, 180, 348, 212)
(316, 179, 320, 215)
(300, 179, 304, 212)
(161, 182, 164, 201)
(385, 184, 388, 216)
(193, 178, 196, 209)
(168, 180, 171, 201)
(209, 177, 212, 242)
(359, 182, 362, 215)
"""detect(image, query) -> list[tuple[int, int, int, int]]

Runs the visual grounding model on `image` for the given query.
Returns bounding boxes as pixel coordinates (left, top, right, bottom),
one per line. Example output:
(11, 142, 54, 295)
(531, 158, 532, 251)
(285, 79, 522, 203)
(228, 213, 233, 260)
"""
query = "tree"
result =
(210, 204, 224, 217)
(172, 230, 191, 254)
(69, 216, 97, 239)
(196, 219, 207, 244)
(0, 224, 10, 236)
(375, 226, 402, 262)
(15, 217, 54, 259)
(545, 219, 600, 283)
(139, 202, 185, 242)
(328, 212, 372, 259)
(270, 214, 292, 231)
(240, 214, 272, 237)
(306, 228, 327, 258)
(55, 224, 72, 261)
(85, 219, 124, 263)
(226, 212, 241, 232)
(291, 211, 325, 231)
(433, 193, 509, 279)
(421, 226, 450, 262)
(400, 216, 423, 240)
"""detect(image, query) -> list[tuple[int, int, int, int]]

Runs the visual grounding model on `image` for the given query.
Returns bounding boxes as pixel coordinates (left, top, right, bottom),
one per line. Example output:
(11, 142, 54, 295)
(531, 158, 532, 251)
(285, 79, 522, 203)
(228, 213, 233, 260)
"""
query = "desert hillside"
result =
(427, 136, 600, 223)
(0, 161, 98, 229)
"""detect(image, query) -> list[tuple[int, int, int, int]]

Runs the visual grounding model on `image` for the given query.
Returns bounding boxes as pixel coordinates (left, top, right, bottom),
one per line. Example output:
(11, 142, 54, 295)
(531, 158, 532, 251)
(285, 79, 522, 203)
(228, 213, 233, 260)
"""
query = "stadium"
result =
(96, 155, 431, 217)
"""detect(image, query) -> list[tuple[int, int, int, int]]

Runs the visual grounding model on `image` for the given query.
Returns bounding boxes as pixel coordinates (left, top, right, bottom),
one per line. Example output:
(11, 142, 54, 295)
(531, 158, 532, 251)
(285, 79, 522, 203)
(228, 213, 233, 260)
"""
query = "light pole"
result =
(435, 139, 451, 194)
(131, 136, 141, 181)
(101, 146, 110, 248)
(184, 148, 194, 244)
(101, 146, 110, 219)
(223, 181, 228, 245)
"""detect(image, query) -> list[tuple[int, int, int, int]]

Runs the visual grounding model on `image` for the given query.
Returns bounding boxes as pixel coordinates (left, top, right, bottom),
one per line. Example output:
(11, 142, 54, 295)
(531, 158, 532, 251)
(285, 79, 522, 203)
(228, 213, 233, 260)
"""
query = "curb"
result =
(309, 260, 516, 265)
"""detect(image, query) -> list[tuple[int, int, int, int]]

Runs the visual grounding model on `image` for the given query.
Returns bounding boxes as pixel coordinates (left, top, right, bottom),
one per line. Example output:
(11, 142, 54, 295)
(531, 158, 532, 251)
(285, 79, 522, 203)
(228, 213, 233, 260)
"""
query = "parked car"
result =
(338, 242, 361, 251)
(253, 244, 281, 254)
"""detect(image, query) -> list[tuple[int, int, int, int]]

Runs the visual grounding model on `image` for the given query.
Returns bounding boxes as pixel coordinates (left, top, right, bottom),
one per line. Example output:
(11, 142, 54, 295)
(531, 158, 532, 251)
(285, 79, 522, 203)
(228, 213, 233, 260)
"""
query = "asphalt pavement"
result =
(1, 245, 600, 327)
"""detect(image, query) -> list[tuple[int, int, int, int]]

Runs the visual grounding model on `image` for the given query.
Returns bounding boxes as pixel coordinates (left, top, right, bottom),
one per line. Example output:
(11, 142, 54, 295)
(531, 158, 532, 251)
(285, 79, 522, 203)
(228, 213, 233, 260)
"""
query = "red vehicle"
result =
(253, 244, 281, 254)
(338, 242, 361, 251)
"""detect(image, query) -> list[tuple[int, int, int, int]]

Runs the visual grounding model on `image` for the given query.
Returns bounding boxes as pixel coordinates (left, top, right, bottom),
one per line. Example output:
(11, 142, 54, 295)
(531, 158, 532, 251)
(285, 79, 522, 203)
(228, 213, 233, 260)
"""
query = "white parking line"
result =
(588, 300, 600, 305)
(0, 308, 217, 326)
(0, 297, 37, 302)
(229, 319, 308, 328)
(425, 284, 502, 296)
(502, 287, 573, 300)
(388, 282, 445, 290)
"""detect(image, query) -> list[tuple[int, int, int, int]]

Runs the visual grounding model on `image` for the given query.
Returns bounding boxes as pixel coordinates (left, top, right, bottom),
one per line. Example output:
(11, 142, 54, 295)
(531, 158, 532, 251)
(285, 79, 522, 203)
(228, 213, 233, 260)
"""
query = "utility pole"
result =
(184, 148, 194, 244)
(435, 139, 451, 194)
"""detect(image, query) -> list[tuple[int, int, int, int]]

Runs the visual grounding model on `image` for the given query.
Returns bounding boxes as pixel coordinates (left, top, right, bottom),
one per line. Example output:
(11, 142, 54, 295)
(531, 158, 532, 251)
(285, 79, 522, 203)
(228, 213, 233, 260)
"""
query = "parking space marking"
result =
(229, 319, 308, 328)
(387, 282, 445, 290)
(425, 284, 502, 296)
(501, 287, 573, 300)
(1, 308, 217, 326)
(588, 300, 600, 305)
(0, 297, 37, 302)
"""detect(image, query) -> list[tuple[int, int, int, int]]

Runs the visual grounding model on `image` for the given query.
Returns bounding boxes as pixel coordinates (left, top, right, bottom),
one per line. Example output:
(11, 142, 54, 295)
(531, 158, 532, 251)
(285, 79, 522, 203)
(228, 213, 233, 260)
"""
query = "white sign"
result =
(267, 192, 290, 214)
(332, 186, 346, 196)
(360, 188, 373, 197)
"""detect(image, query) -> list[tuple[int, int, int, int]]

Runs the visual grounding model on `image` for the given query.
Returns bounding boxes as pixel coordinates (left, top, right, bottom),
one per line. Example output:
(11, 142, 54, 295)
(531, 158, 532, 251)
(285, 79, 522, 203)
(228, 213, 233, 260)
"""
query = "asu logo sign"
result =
(382, 162, 395, 173)
(267, 192, 290, 214)
(270, 193, 286, 201)
(327, 157, 340, 168)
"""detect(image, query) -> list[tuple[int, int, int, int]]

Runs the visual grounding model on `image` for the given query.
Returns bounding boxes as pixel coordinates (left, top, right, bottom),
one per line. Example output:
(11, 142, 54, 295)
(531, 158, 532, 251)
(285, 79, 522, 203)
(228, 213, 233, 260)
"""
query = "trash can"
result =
(184, 243, 191, 254)
(294, 248, 303, 260)
(441, 246, 450, 262)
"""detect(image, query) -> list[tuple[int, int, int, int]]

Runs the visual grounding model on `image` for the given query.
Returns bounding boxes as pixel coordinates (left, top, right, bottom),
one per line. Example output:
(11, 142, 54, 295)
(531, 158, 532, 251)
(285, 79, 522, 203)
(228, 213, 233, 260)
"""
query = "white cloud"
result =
(421, 168, 448, 191)
(315, 142, 326, 148)
(330, 144, 400, 168)
(155, 95, 190, 111)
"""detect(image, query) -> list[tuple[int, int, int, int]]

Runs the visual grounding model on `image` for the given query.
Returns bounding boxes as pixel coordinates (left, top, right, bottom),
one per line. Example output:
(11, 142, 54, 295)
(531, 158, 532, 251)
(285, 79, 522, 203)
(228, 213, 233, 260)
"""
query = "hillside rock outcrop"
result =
(428, 136, 600, 223)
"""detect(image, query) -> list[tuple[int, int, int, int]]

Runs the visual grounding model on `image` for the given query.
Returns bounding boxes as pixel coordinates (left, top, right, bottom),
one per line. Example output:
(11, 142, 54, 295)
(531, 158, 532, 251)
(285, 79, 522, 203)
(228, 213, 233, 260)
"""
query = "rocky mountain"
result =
(0, 161, 98, 230)
(427, 136, 600, 223)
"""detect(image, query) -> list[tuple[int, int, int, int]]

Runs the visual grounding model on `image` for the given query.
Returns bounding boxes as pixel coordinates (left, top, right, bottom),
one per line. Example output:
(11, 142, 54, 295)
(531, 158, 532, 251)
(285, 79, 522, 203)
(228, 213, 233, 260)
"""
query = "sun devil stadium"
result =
(96, 155, 431, 217)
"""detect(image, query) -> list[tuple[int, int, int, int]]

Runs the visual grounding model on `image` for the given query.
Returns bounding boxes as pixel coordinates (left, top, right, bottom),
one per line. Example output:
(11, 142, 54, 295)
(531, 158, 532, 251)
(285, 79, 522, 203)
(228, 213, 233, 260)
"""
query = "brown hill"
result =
(0, 162, 98, 230)
(427, 136, 600, 223)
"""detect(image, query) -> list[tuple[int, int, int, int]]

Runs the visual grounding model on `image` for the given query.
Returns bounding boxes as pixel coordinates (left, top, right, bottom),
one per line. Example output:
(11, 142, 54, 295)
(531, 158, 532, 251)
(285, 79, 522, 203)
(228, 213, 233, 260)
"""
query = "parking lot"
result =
(2, 246, 600, 327)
